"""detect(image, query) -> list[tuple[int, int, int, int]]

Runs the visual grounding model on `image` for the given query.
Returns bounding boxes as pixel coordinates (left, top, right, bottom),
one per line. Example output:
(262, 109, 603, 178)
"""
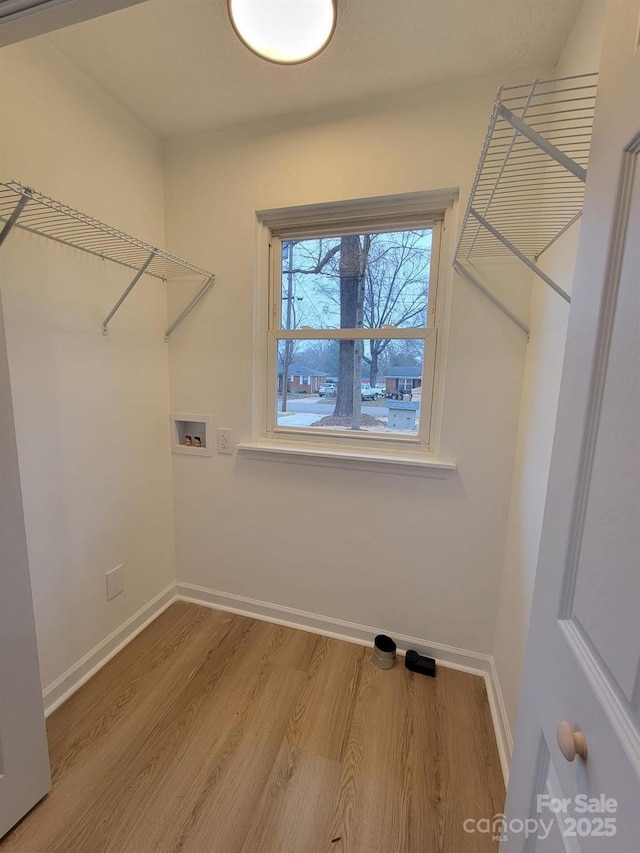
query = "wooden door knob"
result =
(557, 721, 588, 761)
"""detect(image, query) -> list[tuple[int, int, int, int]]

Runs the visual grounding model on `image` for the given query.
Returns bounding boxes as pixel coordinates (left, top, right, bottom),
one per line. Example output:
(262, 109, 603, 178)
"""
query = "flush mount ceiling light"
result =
(228, 0, 337, 65)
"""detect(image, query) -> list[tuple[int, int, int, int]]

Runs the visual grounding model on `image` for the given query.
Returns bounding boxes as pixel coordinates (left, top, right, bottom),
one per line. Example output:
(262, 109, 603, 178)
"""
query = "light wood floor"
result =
(1, 602, 504, 852)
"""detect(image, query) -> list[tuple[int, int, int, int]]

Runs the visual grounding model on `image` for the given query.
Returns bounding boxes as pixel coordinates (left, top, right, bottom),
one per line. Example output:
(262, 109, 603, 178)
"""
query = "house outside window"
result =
(278, 362, 328, 395)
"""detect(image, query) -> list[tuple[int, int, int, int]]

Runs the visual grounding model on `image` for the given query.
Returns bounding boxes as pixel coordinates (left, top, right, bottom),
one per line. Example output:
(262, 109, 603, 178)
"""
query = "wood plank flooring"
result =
(0, 602, 505, 852)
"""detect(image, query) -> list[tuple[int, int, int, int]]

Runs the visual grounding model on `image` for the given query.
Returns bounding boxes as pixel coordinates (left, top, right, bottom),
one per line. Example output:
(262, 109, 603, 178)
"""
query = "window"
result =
(250, 191, 456, 465)
(272, 228, 440, 443)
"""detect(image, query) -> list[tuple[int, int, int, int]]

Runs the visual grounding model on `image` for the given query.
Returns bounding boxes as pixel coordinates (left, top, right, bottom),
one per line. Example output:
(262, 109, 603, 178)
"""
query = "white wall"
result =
(163, 74, 542, 655)
(492, 0, 607, 743)
(0, 38, 176, 691)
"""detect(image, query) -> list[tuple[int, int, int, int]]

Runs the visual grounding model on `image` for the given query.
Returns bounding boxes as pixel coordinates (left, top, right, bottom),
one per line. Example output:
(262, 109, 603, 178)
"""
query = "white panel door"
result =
(0, 290, 50, 840)
(503, 2, 640, 851)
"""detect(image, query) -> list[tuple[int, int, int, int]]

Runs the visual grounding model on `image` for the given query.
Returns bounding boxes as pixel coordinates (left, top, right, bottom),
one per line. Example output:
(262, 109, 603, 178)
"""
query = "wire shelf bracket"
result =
(452, 260, 530, 335)
(164, 275, 215, 342)
(0, 180, 215, 340)
(455, 73, 598, 323)
(102, 250, 157, 335)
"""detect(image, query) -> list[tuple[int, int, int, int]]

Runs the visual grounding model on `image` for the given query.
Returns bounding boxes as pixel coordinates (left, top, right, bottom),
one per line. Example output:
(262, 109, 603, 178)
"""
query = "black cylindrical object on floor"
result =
(372, 634, 397, 670)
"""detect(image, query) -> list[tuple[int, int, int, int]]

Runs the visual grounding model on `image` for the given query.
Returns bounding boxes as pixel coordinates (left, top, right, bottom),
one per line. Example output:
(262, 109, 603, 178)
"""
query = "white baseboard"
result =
(176, 581, 513, 783)
(42, 582, 177, 717)
(487, 657, 514, 785)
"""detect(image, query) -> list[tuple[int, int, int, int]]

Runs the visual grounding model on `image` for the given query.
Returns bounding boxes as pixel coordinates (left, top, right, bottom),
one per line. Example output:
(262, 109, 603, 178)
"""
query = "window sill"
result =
(236, 441, 456, 478)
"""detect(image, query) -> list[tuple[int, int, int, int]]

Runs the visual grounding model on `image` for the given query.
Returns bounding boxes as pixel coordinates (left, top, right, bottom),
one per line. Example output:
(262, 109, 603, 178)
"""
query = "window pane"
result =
(276, 338, 425, 436)
(280, 229, 432, 330)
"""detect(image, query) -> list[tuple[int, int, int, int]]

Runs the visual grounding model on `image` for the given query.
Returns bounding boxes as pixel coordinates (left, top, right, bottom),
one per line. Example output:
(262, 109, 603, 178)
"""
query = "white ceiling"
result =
(46, 0, 583, 139)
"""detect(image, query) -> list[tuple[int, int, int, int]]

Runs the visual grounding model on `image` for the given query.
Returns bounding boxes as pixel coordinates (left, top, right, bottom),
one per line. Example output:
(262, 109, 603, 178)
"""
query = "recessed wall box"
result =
(170, 413, 213, 457)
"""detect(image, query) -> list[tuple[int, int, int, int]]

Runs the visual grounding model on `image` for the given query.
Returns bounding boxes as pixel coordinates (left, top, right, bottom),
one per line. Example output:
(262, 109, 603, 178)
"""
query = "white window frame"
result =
(240, 191, 458, 476)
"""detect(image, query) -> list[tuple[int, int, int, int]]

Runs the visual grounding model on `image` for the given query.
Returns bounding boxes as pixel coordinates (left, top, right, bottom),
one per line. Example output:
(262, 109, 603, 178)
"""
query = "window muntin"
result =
(268, 221, 441, 449)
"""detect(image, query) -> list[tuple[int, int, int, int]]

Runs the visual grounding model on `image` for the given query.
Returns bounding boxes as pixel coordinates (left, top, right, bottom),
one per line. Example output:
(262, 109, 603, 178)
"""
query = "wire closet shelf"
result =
(0, 180, 215, 339)
(454, 72, 598, 305)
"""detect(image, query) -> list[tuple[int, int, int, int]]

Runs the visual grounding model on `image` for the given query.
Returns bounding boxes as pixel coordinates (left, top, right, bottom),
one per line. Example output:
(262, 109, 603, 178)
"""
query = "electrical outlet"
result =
(217, 427, 233, 455)
(106, 565, 124, 601)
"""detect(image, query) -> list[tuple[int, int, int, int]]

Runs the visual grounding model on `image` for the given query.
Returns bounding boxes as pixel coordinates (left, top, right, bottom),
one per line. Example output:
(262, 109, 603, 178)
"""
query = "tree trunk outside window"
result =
(334, 235, 368, 422)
